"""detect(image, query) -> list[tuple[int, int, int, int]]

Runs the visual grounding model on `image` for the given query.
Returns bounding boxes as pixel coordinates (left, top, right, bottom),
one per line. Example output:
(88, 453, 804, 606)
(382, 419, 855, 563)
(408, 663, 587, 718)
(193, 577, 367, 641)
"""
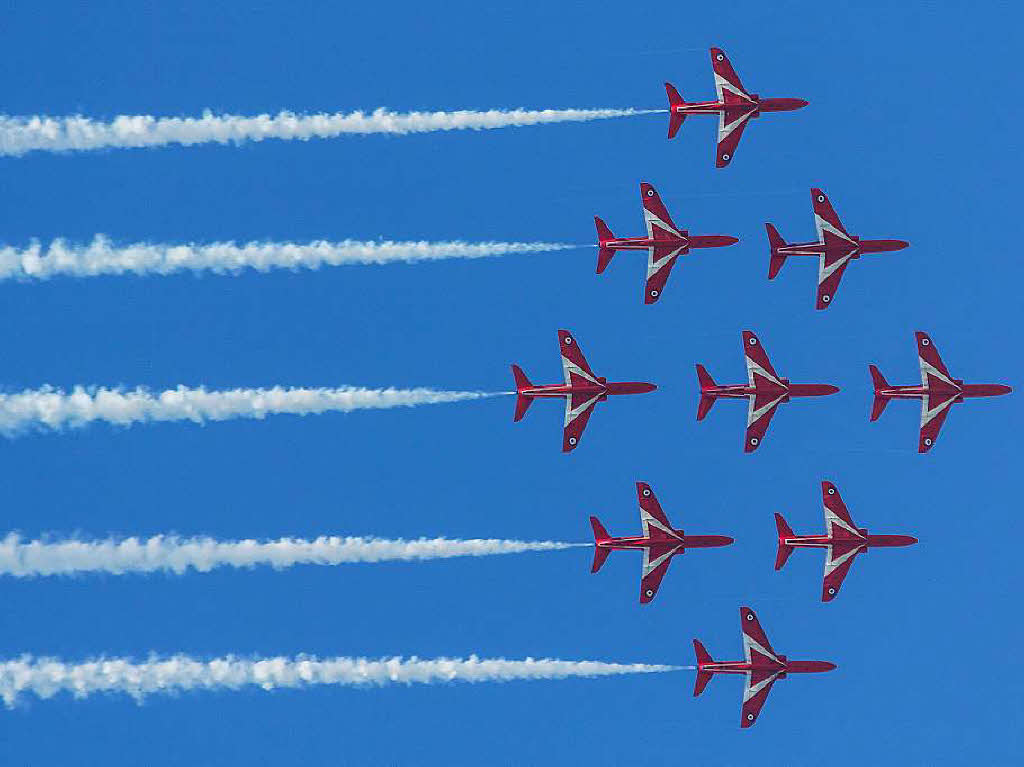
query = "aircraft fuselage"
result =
(781, 533, 918, 550)
(876, 382, 1012, 401)
(774, 238, 909, 259)
(700, 658, 836, 677)
(671, 97, 808, 118)
(595, 533, 733, 551)
(601, 234, 739, 252)
(518, 380, 657, 399)
(702, 381, 840, 400)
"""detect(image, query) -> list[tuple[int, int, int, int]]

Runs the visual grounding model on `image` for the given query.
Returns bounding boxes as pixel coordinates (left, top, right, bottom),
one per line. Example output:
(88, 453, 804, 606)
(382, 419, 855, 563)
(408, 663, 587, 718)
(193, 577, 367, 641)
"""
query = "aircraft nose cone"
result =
(723, 236, 739, 246)
(822, 662, 837, 672)
(794, 99, 810, 109)
(641, 383, 658, 393)
(823, 385, 840, 395)
(893, 240, 910, 250)
(996, 384, 1013, 395)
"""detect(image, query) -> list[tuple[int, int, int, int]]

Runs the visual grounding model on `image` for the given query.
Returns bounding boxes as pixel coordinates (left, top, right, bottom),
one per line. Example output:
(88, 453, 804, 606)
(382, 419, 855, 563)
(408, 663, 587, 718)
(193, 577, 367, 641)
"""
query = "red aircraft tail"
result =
(665, 82, 687, 139)
(692, 639, 714, 696)
(695, 364, 717, 421)
(766, 223, 788, 279)
(774, 513, 796, 570)
(869, 365, 891, 421)
(511, 365, 534, 422)
(594, 217, 616, 274)
(589, 516, 611, 573)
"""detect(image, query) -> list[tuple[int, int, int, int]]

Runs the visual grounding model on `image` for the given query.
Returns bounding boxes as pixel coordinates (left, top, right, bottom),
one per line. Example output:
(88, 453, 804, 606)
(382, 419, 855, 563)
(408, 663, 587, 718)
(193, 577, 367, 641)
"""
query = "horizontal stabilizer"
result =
(766, 223, 787, 279)
(697, 395, 716, 422)
(596, 247, 615, 275)
(869, 365, 890, 421)
(511, 365, 533, 422)
(665, 84, 686, 139)
(589, 516, 611, 573)
(696, 364, 717, 421)
(692, 639, 714, 696)
(774, 513, 795, 570)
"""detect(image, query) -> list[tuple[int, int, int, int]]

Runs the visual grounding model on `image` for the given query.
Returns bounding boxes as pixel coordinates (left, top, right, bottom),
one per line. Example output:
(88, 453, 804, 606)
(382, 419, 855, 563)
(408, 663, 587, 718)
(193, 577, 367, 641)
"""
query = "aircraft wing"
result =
(916, 331, 955, 388)
(644, 244, 687, 304)
(640, 182, 680, 236)
(715, 108, 755, 168)
(563, 391, 600, 452)
(558, 329, 598, 386)
(741, 669, 782, 728)
(822, 541, 862, 601)
(743, 331, 782, 387)
(745, 392, 784, 453)
(710, 47, 753, 104)
(637, 481, 679, 539)
(816, 251, 855, 309)
(919, 391, 956, 453)
(822, 481, 861, 539)
(811, 189, 856, 250)
(640, 543, 682, 603)
(741, 607, 779, 663)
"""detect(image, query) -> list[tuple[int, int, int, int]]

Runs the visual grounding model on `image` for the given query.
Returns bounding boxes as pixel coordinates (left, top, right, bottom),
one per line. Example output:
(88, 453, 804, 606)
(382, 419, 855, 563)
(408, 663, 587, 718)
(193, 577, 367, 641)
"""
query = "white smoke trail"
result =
(0, 107, 662, 156)
(0, 534, 588, 577)
(0, 237, 579, 281)
(0, 654, 682, 706)
(0, 386, 500, 435)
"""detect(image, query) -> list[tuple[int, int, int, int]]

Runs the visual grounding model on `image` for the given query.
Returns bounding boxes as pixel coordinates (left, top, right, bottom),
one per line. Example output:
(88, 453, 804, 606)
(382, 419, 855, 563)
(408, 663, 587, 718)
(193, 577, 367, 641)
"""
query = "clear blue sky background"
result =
(0, 1, 1019, 764)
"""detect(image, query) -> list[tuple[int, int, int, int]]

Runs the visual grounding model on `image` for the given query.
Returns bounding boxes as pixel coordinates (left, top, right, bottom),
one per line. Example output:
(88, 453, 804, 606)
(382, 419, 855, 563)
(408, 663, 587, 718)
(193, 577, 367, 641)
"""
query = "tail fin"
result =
(869, 365, 891, 421)
(594, 217, 616, 274)
(511, 365, 534, 422)
(695, 364, 717, 421)
(692, 639, 714, 696)
(766, 223, 787, 279)
(589, 516, 611, 573)
(774, 513, 795, 570)
(665, 83, 686, 139)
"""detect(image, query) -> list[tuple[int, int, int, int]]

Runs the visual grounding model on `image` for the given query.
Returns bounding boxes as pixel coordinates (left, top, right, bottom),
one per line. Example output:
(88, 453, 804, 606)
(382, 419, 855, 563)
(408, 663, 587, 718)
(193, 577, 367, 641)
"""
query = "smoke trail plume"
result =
(0, 654, 681, 706)
(0, 534, 587, 577)
(0, 107, 661, 156)
(0, 386, 500, 435)
(0, 237, 579, 281)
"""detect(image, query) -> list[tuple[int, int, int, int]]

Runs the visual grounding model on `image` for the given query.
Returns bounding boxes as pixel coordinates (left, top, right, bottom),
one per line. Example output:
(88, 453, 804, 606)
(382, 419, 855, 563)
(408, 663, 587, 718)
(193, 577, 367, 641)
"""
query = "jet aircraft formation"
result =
(509, 47, 1012, 728)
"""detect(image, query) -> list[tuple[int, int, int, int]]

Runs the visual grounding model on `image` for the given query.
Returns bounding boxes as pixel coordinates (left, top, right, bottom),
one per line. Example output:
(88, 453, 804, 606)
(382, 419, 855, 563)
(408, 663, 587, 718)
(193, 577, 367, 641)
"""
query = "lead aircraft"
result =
(665, 47, 808, 167)
(775, 481, 917, 602)
(766, 188, 909, 309)
(696, 331, 839, 452)
(512, 330, 656, 452)
(594, 182, 738, 304)
(589, 481, 733, 604)
(693, 607, 836, 728)
(870, 331, 1012, 453)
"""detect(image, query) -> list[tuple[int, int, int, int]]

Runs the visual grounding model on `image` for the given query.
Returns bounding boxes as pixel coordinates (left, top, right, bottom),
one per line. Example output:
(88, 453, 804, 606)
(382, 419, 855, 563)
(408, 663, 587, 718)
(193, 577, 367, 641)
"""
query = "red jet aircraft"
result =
(775, 481, 917, 602)
(594, 182, 738, 304)
(665, 47, 808, 167)
(696, 331, 839, 452)
(512, 330, 656, 452)
(693, 607, 836, 728)
(870, 331, 1012, 453)
(589, 481, 733, 604)
(766, 188, 909, 309)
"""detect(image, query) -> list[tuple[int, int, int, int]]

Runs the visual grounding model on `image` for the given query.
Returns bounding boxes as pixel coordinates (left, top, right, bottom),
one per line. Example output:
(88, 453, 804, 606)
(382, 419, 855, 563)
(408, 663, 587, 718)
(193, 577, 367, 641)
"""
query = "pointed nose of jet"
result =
(759, 98, 809, 112)
(820, 662, 837, 672)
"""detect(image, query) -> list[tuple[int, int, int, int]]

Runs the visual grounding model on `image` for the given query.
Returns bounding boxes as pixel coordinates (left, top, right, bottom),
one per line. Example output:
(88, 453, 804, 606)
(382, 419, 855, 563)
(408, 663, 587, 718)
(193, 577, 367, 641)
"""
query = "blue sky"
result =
(0, 1, 1020, 764)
